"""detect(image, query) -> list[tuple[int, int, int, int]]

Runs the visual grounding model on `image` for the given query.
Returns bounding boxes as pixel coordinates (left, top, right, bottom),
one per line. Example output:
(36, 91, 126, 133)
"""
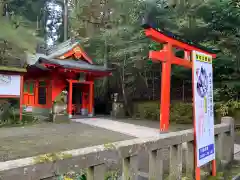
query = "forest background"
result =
(0, 0, 239, 124)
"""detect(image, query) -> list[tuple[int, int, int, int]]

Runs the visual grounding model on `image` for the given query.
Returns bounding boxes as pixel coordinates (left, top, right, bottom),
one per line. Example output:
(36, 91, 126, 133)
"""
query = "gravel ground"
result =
(0, 122, 133, 161)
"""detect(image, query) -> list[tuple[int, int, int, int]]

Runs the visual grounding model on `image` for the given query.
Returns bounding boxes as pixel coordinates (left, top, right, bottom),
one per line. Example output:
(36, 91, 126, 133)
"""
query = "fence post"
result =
(93, 164, 106, 180)
(122, 156, 138, 180)
(149, 149, 164, 180)
(215, 132, 224, 170)
(221, 116, 235, 164)
(185, 141, 194, 179)
(169, 144, 182, 179)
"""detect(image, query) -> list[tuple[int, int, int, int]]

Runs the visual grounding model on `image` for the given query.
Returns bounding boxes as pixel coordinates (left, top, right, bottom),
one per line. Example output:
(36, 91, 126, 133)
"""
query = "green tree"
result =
(70, 0, 240, 112)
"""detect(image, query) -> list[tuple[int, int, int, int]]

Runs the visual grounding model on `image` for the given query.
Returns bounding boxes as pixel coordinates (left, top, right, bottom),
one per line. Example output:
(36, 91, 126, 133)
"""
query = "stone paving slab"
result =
(73, 118, 162, 138)
(0, 122, 133, 162)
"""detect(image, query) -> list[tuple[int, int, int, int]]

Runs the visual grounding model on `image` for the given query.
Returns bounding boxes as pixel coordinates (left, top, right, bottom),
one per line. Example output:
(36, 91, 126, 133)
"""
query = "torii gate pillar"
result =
(160, 43, 172, 131)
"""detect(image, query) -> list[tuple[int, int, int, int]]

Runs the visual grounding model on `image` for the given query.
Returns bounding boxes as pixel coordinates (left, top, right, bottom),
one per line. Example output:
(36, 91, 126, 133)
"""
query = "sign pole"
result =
(212, 159, 217, 176)
(192, 59, 201, 180)
(192, 51, 216, 179)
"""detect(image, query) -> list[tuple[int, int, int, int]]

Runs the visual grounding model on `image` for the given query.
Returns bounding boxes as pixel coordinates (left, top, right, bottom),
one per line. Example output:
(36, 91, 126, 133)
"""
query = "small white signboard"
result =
(192, 50, 215, 167)
(0, 74, 21, 96)
(24, 106, 33, 112)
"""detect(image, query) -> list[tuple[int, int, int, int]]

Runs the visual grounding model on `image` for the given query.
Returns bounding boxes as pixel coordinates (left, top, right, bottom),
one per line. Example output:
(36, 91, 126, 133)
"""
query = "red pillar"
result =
(19, 75, 24, 121)
(88, 82, 94, 117)
(160, 43, 172, 132)
(68, 80, 73, 118)
(184, 51, 190, 61)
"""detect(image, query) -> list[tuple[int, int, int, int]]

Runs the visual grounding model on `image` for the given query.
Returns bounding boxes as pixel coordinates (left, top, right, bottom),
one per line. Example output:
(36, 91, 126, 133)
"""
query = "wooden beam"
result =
(145, 28, 216, 58)
(67, 79, 93, 85)
(43, 64, 111, 77)
(172, 57, 192, 69)
(149, 51, 192, 69)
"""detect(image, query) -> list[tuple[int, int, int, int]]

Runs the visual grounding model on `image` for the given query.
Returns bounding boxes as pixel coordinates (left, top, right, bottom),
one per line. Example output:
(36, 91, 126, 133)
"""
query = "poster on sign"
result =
(0, 74, 21, 96)
(192, 50, 215, 167)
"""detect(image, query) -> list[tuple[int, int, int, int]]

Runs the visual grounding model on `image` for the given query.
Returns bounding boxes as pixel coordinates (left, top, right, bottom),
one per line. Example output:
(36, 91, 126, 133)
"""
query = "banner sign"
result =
(192, 51, 215, 167)
(0, 74, 21, 96)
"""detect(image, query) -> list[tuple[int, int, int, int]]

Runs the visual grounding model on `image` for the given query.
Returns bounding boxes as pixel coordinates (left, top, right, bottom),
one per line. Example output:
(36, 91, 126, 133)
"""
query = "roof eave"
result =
(38, 58, 112, 73)
(0, 65, 27, 73)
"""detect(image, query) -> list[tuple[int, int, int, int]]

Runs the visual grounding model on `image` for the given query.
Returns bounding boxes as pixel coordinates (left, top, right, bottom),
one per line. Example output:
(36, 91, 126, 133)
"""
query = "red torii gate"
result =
(142, 23, 216, 132)
(143, 23, 217, 179)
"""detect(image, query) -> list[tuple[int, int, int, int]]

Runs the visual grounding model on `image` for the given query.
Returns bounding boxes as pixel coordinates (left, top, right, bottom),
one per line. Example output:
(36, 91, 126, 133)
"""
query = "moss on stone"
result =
(33, 152, 73, 164)
(103, 143, 116, 150)
(0, 65, 26, 72)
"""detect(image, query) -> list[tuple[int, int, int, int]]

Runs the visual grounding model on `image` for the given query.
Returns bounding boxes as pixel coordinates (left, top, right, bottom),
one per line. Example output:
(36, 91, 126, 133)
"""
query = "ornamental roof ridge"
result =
(46, 38, 78, 56)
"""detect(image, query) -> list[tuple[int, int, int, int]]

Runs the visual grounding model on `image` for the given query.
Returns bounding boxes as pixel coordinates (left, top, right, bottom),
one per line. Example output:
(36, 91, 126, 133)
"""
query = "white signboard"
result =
(0, 74, 21, 96)
(192, 51, 215, 167)
(24, 106, 33, 112)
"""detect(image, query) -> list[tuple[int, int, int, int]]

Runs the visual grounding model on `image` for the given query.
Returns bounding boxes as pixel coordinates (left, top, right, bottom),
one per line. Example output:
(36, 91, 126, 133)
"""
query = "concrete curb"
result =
(232, 173, 240, 180)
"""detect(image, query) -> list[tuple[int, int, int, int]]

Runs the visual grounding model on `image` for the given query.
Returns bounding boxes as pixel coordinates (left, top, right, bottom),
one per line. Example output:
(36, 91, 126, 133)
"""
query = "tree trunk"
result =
(102, 37, 108, 93)
(102, 0, 110, 101)
(120, 55, 132, 116)
(182, 79, 185, 102)
(64, 0, 68, 41)
(0, 0, 4, 17)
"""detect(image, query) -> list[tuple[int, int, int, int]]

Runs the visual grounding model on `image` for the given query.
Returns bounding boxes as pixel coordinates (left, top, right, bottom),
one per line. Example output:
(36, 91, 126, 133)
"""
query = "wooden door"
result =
(23, 81, 35, 105)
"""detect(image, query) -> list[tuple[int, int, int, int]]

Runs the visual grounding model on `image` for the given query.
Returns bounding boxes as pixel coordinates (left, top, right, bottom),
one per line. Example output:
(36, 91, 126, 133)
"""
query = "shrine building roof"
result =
(25, 39, 111, 74)
(38, 58, 111, 73)
(0, 65, 27, 73)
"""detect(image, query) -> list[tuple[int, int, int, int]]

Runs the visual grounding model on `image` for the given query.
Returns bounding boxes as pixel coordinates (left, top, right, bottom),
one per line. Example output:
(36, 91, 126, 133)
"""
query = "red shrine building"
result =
(23, 39, 111, 118)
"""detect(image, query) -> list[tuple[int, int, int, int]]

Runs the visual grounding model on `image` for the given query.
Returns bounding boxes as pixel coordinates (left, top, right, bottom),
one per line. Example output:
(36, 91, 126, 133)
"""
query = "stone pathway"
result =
(72, 117, 240, 159)
(0, 122, 133, 161)
(72, 118, 161, 138)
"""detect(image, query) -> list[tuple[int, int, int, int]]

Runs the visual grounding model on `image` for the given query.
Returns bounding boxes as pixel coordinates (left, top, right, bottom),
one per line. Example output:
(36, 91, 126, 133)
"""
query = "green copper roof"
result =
(0, 66, 27, 73)
(46, 39, 79, 58)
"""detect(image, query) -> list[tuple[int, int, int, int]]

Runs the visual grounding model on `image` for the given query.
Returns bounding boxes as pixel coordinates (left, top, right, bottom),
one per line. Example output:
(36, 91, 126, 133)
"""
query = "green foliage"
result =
(170, 102, 193, 124)
(56, 170, 121, 180)
(133, 100, 240, 123)
(0, 100, 39, 127)
(0, 0, 45, 66)
(0, 17, 42, 54)
(133, 101, 193, 124)
(69, 0, 240, 105)
(0, 112, 38, 127)
(215, 100, 240, 118)
(105, 171, 121, 180)
(133, 101, 160, 120)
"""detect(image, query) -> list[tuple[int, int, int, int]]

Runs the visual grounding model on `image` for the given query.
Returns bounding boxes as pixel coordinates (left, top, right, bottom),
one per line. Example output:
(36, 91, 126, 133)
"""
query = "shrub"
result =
(133, 101, 159, 120)
(215, 100, 240, 119)
(133, 101, 193, 124)
(0, 106, 38, 127)
(170, 102, 193, 124)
